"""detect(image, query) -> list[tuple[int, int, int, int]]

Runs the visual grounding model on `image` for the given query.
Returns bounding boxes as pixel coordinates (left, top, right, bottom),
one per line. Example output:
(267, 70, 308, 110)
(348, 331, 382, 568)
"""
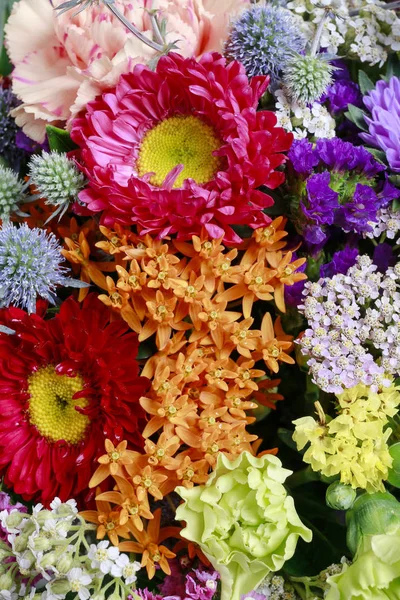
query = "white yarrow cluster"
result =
(365, 206, 400, 241)
(298, 255, 400, 394)
(274, 89, 336, 140)
(0, 498, 140, 600)
(285, 0, 400, 66)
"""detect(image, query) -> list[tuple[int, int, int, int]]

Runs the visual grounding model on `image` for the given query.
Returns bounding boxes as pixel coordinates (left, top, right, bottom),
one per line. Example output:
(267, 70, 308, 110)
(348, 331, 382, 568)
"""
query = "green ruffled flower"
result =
(326, 525, 400, 599)
(175, 451, 312, 600)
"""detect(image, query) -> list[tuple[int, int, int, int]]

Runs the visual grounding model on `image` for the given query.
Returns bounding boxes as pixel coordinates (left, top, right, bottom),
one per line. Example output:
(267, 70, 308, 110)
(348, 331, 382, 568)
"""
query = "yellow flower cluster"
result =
(293, 382, 400, 493)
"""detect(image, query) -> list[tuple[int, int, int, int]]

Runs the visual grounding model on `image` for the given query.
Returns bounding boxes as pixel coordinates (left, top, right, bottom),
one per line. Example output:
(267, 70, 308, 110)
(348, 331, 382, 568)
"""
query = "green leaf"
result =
(345, 104, 368, 132)
(358, 71, 375, 95)
(387, 443, 400, 488)
(392, 198, 400, 213)
(277, 428, 298, 452)
(365, 147, 387, 164)
(386, 53, 400, 80)
(46, 125, 79, 153)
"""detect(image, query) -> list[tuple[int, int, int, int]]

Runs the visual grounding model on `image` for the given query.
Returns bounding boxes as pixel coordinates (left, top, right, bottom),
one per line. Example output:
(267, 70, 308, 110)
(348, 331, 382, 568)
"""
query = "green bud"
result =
(326, 481, 357, 511)
(40, 551, 57, 568)
(283, 53, 335, 104)
(35, 510, 53, 525)
(5, 511, 25, 529)
(0, 571, 14, 590)
(12, 534, 29, 553)
(51, 579, 70, 595)
(346, 492, 400, 555)
(33, 535, 53, 552)
(56, 553, 74, 574)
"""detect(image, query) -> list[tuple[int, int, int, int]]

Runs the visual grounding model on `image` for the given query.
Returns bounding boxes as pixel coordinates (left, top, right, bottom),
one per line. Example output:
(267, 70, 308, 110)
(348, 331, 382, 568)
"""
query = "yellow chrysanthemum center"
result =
(137, 115, 222, 188)
(28, 365, 89, 444)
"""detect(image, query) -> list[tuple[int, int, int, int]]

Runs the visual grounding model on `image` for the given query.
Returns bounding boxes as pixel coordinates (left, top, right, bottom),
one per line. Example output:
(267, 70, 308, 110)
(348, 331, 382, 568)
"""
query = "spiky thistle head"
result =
(28, 152, 85, 220)
(224, 4, 306, 82)
(283, 53, 335, 105)
(0, 165, 26, 223)
(0, 223, 83, 313)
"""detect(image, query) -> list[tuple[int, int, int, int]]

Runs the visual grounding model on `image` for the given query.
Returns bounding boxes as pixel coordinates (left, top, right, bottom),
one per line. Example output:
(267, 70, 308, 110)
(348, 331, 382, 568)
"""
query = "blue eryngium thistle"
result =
(283, 53, 335, 104)
(0, 165, 26, 223)
(28, 152, 85, 221)
(0, 223, 86, 313)
(224, 4, 305, 82)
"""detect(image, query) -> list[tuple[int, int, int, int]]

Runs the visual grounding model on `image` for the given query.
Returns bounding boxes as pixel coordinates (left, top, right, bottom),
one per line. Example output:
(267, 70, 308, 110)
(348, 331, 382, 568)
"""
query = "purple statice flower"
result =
(288, 139, 319, 176)
(301, 172, 339, 226)
(320, 247, 358, 278)
(336, 184, 380, 233)
(326, 79, 362, 114)
(16, 130, 49, 154)
(185, 569, 219, 600)
(373, 243, 396, 273)
(361, 76, 400, 172)
(315, 139, 385, 177)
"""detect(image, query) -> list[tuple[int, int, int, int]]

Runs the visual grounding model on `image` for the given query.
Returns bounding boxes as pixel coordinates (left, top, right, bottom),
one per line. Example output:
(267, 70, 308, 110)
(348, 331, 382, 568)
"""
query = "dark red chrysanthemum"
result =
(0, 294, 148, 505)
(71, 52, 293, 244)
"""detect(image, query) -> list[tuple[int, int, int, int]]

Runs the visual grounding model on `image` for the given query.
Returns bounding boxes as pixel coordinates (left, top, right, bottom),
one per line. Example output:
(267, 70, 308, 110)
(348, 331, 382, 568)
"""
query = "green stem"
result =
(106, 4, 164, 52)
(286, 466, 320, 488)
(310, 9, 330, 57)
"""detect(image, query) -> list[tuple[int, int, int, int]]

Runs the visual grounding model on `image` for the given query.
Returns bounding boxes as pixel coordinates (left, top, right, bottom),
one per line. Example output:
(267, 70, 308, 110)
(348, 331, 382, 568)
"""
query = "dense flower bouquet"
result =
(2, 0, 400, 598)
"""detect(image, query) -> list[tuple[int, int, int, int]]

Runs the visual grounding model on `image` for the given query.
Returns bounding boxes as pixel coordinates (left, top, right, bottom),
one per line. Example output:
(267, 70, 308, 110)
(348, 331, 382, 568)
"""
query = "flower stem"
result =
(310, 9, 330, 57)
(106, 3, 164, 52)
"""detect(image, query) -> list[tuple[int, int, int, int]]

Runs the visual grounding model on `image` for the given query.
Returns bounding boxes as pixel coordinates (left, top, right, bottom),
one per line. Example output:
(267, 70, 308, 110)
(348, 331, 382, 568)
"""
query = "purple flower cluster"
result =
(137, 565, 219, 600)
(320, 247, 358, 278)
(324, 61, 363, 115)
(299, 255, 400, 394)
(288, 138, 399, 247)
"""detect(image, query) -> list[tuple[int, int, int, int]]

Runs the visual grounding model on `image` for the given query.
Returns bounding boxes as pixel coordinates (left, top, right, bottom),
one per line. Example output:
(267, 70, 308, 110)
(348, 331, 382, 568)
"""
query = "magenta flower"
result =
(71, 52, 293, 243)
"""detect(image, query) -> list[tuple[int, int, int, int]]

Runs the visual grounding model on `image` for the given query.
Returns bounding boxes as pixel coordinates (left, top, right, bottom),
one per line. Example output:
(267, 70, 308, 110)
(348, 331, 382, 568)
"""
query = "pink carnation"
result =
(5, 0, 249, 142)
(71, 52, 293, 243)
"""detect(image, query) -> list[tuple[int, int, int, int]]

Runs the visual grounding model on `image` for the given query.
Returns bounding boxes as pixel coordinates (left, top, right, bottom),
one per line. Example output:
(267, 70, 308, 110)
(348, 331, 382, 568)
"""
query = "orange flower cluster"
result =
(81, 218, 306, 577)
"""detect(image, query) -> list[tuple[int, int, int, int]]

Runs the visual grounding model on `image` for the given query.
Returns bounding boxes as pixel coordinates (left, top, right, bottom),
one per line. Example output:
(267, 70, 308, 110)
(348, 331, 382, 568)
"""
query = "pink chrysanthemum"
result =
(71, 52, 293, 243)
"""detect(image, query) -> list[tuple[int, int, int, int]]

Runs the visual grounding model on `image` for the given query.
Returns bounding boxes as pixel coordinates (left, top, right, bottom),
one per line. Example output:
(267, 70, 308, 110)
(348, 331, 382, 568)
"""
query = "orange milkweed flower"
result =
(141, 290, 191, 350)
(140, 393, 198, 438)
(89, 440, 139, 488)
(144, 428, 181, 468)
(174, 454, 209, 488)
(119, 509, 177, 579)
(126, 463, 168, 502)
(216, 261, 276, 319)
(267, 250, 307, 312)
(80, 496, 131, 546)
(229, 318, 261, 358)
(61, 231, 114, 300)
(258, 313, 295, 373)
(98, 276, 142, 332)
(95, 475, 153, 532)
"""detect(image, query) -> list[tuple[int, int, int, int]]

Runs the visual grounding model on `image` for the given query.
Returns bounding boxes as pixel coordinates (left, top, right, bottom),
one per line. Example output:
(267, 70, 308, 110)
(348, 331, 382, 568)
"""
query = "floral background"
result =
(1, 0, 400, 599)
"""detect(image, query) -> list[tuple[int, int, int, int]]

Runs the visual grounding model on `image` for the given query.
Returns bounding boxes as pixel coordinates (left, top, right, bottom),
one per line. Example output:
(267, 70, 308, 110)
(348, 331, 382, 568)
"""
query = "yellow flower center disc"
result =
(137, 115, 222, 188)
(28, 365, 89, 444)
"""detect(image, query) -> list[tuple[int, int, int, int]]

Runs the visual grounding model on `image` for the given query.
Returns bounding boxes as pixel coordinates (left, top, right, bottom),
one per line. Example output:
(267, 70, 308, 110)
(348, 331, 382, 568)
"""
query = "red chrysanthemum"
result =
(0, 294, 148, 505)
(71, 52, 293, 244)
